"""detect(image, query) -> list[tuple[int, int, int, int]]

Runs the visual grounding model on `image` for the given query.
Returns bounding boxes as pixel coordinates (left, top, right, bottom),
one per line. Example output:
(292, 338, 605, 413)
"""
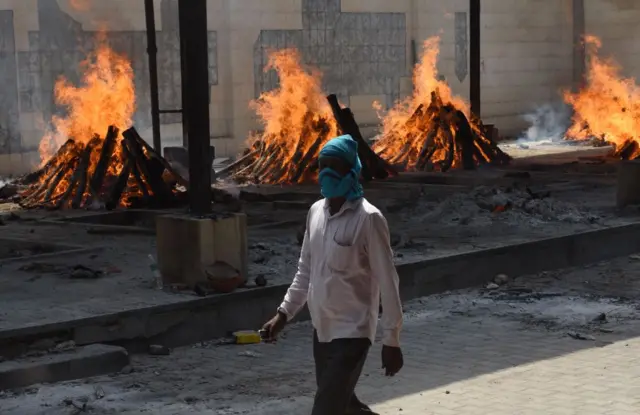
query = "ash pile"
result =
(410, 185, 600, 228)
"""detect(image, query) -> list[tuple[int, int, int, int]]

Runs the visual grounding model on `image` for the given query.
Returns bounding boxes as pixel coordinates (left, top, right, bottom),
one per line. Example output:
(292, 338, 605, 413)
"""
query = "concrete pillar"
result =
(156, 213, 248, 288)
(572, 0, 586, 92)
(616, 160, 640, 208)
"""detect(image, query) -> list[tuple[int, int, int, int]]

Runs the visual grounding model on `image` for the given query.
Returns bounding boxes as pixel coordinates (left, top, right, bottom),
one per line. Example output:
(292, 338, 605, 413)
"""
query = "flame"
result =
(564, 35, 640, 158)
(23, 31, 140, 208)
(373, 36, 503, 171)
(233, 49, 338, 184)
(39, 32, 135, 163)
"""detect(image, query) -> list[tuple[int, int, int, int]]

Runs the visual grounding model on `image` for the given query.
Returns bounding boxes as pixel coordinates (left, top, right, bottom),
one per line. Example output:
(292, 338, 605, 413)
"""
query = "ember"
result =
(18, 34, 184, 210)
(219, 49, 395, 184)
(564, 36, 640, 160)
(373, 37, 510, 172)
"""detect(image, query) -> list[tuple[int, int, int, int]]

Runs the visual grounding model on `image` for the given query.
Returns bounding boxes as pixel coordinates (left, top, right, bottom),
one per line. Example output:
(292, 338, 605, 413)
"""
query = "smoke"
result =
(518, 102, 572, 144)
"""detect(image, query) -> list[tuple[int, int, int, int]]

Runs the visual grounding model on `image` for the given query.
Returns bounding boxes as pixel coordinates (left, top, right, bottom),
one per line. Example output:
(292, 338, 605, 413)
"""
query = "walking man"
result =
(262, 134, 404, 415)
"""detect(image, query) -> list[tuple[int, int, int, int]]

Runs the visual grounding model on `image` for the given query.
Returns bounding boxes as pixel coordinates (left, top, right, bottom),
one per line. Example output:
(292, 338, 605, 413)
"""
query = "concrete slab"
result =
(0, 237, 102, 266)
(0, 344, 129, 390)
(0, 222, 639, 352)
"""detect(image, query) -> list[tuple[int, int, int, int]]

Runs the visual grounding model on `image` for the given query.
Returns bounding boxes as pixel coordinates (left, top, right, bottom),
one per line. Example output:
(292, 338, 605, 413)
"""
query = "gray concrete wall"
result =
(585, 0, 640, 80)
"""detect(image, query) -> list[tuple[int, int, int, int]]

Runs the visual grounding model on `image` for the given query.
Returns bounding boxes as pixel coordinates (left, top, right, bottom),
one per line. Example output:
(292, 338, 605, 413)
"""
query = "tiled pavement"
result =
(2, 293, 640, 414)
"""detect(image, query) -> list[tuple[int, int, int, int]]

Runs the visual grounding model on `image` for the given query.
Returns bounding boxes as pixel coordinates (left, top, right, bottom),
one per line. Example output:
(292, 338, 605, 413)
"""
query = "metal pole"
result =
(144, 0, 162, 152)
(178, 0, 212, 215)
(572, 0, 586, 92)
(469, 0, 481, 117)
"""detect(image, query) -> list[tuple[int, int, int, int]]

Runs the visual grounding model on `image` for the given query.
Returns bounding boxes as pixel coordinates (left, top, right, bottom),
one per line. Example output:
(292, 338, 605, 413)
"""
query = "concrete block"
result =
(616, 160, 640, 208)
(0, 344, 129, 390)
(156, 213, 249, 287)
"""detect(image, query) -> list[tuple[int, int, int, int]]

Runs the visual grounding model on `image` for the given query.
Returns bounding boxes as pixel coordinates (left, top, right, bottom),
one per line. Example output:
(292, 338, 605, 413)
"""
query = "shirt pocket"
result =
(327, 239, 359, 272)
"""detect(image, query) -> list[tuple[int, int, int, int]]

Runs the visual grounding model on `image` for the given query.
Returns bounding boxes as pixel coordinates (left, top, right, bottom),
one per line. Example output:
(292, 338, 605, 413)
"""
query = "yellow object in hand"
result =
(233, 330, 262, 344)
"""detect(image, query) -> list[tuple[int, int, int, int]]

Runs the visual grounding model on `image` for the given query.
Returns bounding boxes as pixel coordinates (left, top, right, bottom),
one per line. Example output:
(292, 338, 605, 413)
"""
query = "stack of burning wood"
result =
(374, 89, 511, 172)
(17, 127, 186, 210)
(219, 94, 397, 184)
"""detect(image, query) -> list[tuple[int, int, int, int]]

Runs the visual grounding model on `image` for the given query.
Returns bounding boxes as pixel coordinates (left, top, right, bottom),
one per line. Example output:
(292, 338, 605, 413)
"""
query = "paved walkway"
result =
(2, 290, 640, 414)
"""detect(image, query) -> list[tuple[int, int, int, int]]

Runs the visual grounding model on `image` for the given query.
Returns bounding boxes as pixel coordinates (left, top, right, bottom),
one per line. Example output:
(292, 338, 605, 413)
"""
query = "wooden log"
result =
(617, 140, 638, 160)
(22, 139, 76, 185)
(123, 126, 188, 187)
(106, 142, 134, 210)
(326, 94, 397, 180)
(216, 150, 258, 178)
(415, 121, 439, 171)
(129, 149, 150, 201)
(43, 163, 72, 204)
(56, 139, 97, 209)
(68, 137, 101, 209)
(291, 125, 330, 183)
(89, 126, 119, 196)
(439, 122, 456, 173)
(122, 130, 174, 202)
(453, 110, 477, 170)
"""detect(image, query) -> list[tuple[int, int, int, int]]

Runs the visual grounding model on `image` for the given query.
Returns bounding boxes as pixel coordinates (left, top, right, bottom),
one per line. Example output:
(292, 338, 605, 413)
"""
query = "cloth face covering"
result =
(318, 135, 364, 201)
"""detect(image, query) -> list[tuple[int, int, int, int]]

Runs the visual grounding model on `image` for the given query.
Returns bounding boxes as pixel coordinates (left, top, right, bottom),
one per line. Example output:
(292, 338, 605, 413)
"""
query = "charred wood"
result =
(122, 129, 174, 202)
(326, 94, 397, 181)
(106, 141, 134, 210)
(89, 126, 119, 196)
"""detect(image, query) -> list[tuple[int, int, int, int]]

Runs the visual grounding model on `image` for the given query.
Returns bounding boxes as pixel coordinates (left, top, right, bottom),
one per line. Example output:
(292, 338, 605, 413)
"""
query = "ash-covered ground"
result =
(0, 174, 635, 332)
(2, 254, 639, 414)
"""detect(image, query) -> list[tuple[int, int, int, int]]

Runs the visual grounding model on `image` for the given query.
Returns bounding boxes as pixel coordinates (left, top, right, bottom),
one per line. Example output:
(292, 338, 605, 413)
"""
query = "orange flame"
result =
(234, 49, 338, 184)
(23, 31, 141, 208)
(38, 32, 135, 164)
(564, 35, 640, 158)
(373, 36, 497, 171)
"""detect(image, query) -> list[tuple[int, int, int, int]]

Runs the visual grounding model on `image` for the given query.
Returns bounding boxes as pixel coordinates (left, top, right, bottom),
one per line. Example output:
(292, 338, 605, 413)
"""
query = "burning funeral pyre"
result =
(17, 35, 185, 210)
(373, 37, 510, 172)
(218, 49, 396, 184)
(564, 36, 640, 160)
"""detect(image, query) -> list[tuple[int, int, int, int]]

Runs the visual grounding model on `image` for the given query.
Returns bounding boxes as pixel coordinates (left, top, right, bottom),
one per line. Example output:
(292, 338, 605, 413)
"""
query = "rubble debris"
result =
(593, 313, 607, 322)
(407, 185, 599, 228)
(493, 274, 510, 286)
(94, 386, 105, 400)
(567, 332, 596, 341)
(255, 274, 267, 287)
(54, 341, 77, 352)
(69, 265, 103, 279)
(204, 261, 243, 294)
(0, 183, 18, 200)
(148, 345, 171, 356)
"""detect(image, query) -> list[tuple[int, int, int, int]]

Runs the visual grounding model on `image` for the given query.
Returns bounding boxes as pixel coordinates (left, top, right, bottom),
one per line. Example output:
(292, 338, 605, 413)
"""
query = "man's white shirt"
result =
(279, 198, 403, 347)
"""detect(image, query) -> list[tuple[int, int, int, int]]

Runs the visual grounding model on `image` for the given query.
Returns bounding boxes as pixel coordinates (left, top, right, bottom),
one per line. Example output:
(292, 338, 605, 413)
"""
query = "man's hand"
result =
(261, 311, 287, 342)
(381, 345, 403, 376)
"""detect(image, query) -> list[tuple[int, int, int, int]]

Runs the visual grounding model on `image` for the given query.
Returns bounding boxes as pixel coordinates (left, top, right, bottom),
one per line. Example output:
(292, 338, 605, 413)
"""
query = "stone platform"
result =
(1, 222, 639, 355)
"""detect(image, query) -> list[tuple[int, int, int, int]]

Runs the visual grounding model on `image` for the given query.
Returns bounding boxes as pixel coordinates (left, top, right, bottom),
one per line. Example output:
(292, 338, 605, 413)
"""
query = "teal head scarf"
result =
(318, 134, 364, 201)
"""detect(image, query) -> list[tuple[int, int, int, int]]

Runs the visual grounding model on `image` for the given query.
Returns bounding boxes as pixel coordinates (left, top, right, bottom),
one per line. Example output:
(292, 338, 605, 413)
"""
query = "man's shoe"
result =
(346, 395, 378, 414)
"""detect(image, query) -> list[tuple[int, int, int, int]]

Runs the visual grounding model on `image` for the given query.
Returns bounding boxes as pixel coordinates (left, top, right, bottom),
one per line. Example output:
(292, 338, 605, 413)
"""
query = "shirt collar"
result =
(323, 197, 363, 217)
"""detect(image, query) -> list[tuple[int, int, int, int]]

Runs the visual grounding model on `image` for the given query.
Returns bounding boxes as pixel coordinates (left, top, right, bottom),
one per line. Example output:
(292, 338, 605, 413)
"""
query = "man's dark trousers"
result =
(311, 330, 371, 415)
